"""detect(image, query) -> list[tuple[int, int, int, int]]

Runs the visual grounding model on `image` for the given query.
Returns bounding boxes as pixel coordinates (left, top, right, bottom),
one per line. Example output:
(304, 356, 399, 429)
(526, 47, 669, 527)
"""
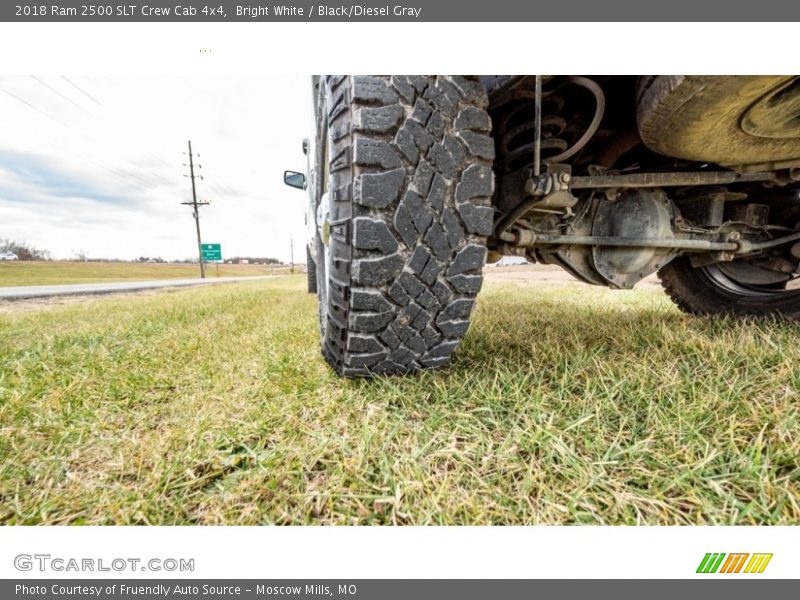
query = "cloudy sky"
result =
(0, 74, 312, 262)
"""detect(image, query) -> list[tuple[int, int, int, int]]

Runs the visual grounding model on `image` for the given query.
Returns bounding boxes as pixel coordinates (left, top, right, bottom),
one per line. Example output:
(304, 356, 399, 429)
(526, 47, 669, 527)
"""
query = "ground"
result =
(0, 267, 798, 524)
(0, 261, 291, 287)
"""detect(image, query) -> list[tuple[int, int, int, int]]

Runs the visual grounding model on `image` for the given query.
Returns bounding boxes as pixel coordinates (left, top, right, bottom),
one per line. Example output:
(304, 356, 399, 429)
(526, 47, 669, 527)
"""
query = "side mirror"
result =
(284, 170, 306, 190)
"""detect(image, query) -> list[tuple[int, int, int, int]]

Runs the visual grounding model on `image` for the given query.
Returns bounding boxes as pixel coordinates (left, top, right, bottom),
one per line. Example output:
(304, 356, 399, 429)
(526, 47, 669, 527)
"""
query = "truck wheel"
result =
(306, 245, 317, 293)
(659, 257, 800, 319)
(313, 76, 494, 376)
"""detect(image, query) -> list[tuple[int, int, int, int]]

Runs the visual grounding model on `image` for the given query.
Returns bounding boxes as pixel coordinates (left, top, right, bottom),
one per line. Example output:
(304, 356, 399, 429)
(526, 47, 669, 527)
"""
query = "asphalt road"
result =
(0, 276, 277, 300)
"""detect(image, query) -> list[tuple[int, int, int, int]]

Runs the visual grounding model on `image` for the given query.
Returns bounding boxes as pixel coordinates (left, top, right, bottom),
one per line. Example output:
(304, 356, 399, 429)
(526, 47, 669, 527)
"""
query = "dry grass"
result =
(0, 275, 798, 524)
(0, 261, 292, 287)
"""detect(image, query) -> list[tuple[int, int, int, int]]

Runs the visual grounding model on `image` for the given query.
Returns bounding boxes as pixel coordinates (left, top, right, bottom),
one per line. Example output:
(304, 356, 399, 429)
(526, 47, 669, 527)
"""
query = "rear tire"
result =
(659, 257, 800, 319)
(314, 76, 495, 376)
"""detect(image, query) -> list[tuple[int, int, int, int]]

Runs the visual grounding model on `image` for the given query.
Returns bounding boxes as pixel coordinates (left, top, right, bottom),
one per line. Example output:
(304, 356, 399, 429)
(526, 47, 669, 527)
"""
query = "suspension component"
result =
(494, 75, 608, 220)
(500, 229, 739, 252)
(546, 77, 605, 164)
(494, 170, 577, 239)
(496, 90, 567, 174)
(569, 170, 777, 189)
(496, 76, 606, 176)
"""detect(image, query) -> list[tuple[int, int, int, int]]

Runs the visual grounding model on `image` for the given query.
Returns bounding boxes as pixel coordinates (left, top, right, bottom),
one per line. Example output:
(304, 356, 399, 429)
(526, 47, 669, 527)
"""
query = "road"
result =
(0, 276, 277, 300)
(482, 264, 662, 289)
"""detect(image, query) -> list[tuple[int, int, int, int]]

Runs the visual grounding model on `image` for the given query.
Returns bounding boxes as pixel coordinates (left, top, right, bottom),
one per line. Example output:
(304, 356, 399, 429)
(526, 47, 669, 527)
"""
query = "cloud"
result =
(0, 74, 312, 261)
(0, 150, 145, 207)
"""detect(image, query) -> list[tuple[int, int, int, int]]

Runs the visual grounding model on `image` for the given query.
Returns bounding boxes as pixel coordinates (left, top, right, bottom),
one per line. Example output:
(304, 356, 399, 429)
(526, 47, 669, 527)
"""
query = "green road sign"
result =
(201, 243, 222, 261)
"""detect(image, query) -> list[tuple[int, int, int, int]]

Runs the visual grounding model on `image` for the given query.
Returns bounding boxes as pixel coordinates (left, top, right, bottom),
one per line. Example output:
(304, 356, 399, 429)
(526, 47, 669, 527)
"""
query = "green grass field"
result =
(0, 261, 290, 287)
(1, 276, 798, 524)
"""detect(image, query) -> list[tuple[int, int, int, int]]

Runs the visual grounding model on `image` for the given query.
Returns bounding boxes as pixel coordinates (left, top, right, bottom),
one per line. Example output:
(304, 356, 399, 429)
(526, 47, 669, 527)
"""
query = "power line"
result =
(36, 77, 241, 207)
(31, 75, 92, 115)
(0, 86, 70, 128)
(60, 75, 102, 106)
(0, 83, 103, 148)
(1, 81, 177, 194)
(201, 177, 233, 203)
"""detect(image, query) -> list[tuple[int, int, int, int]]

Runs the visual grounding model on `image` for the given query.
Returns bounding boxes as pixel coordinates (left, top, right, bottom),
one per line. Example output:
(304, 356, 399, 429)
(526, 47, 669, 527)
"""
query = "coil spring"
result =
(498, 89, 568, 174)
(497, 77, 605, 174)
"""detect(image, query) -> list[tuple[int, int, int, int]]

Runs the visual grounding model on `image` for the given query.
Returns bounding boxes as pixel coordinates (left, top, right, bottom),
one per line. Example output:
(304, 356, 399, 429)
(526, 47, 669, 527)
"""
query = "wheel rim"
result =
(702, 263, 800, 297)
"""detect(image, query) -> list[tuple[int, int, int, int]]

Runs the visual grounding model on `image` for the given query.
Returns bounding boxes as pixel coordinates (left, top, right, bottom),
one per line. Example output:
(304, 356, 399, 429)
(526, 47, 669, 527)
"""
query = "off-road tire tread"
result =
(318, 76, 493, 376)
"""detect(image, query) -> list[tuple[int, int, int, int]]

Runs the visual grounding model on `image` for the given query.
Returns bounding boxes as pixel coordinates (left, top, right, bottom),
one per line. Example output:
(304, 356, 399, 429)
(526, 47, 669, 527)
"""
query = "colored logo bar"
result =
(697, 553, 773, 574)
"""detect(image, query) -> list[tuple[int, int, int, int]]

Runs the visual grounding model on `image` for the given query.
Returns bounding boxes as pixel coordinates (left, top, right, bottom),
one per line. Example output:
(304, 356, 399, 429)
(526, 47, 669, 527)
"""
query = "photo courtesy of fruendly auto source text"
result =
(0, 1, 798, 596)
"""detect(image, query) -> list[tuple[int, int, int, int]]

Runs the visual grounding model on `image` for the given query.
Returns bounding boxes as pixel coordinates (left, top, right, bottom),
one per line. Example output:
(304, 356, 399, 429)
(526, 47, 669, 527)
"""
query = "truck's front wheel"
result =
(313, 76, 494, 376)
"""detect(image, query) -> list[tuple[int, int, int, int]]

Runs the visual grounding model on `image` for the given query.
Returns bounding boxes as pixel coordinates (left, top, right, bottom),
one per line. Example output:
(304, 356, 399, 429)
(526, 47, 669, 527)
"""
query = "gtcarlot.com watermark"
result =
(14, 554, 195, 572)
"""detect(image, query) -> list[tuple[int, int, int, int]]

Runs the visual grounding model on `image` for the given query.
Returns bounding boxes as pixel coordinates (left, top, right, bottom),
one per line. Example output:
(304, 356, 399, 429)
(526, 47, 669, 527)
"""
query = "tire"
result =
(659, 257, 800, 319)
(313, 76, 495, 376)
(636, 75, 800, 171)
(306, 245, 317, 293)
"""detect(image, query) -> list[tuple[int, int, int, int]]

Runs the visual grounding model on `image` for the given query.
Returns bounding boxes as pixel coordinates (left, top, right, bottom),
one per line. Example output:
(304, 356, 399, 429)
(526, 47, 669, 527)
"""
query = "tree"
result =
(0, 239, 50, 261)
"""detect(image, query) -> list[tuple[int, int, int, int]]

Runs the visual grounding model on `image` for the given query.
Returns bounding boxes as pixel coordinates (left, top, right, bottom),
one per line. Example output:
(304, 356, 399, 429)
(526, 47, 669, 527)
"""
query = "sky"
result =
(0, 74, 313, 262)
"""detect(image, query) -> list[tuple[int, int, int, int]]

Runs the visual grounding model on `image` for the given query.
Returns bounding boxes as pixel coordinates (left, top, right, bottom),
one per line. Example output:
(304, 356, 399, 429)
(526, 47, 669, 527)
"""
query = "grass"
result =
(0, 261, 291, 287)
(0, 275, 798, 525)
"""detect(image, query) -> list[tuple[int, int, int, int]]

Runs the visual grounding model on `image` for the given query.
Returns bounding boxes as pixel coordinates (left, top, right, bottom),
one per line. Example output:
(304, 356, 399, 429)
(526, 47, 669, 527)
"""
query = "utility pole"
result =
(181, 140, 209, 278)
(290, 236, 294, 273)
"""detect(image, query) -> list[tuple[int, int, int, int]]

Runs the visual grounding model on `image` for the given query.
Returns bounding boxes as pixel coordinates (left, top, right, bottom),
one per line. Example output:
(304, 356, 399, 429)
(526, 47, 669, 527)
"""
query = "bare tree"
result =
(0, 239, 50, 261)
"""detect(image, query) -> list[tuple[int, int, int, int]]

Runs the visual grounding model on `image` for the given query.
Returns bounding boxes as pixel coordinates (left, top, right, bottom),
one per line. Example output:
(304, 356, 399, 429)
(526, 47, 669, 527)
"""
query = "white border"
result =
(0, 526, 796, 579)
(0, 22, 798, 75)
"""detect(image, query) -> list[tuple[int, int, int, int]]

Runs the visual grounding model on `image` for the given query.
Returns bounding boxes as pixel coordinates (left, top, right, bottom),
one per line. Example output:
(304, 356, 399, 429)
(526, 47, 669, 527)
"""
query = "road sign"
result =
(201, 243, 222, 261)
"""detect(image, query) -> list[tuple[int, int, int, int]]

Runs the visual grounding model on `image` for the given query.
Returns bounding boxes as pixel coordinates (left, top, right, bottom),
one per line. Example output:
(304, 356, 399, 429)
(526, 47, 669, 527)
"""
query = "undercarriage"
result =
(484, 75, 800, 298)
